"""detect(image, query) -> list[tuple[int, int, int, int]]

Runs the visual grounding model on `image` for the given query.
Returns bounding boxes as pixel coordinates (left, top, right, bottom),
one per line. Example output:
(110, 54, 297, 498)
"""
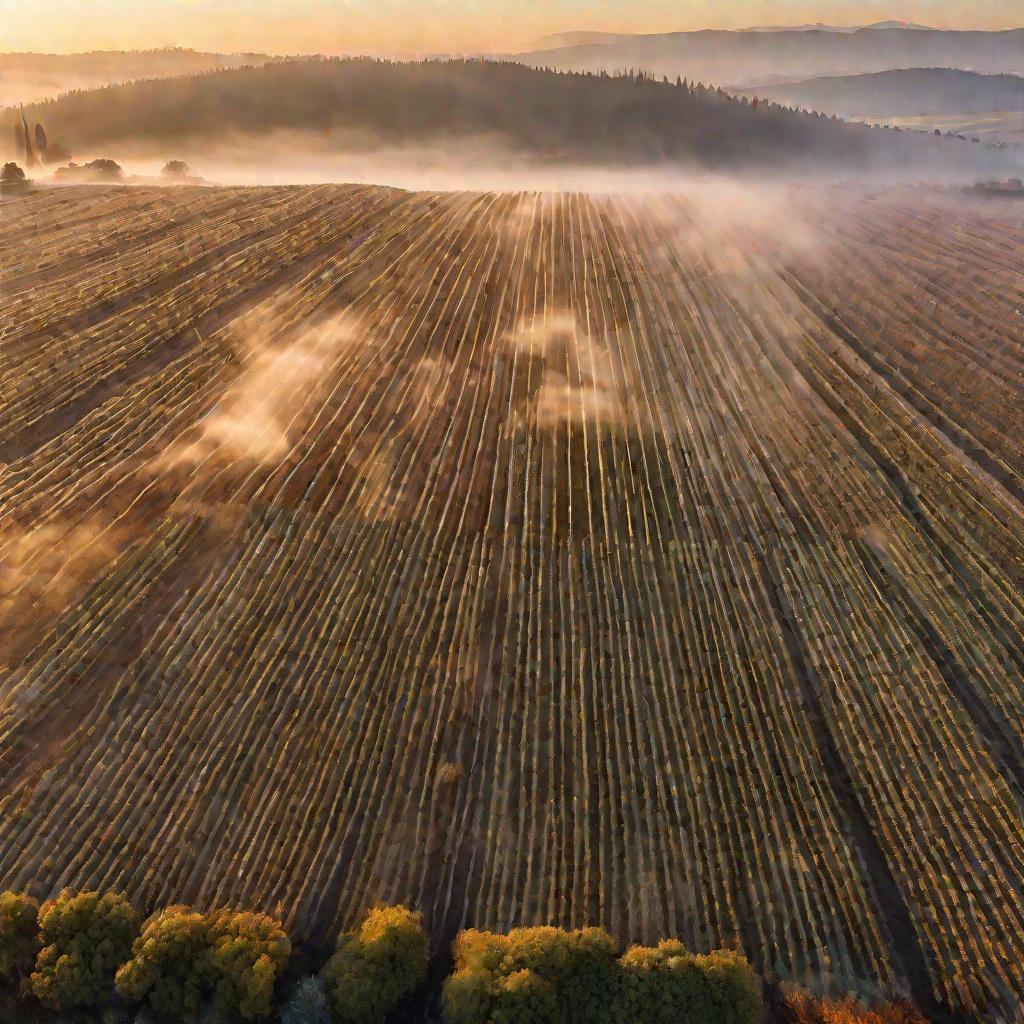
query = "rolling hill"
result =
(6, 58, 1018, 178)
(515, 26, 1024, 90)
(744, 68, 1024, 118)
(532, 31, 633, 50)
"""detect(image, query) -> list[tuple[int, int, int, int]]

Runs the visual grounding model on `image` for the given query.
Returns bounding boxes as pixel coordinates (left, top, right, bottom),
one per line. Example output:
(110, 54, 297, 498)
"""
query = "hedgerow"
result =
(323, 905, 428, 1024)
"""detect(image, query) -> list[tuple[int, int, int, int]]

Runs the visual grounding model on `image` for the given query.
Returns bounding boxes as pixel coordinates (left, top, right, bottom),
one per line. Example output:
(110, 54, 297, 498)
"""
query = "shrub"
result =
(323, 905, 429, 1024)
(780, 988, 929, 1024)
(613, 941, 759, 1024)
(115, 905, 216, 1020)
(0, 892, 40, 987)
(161, 160, 191, 178)
(282, 976, 332, 1024)
(442, 925, 619, 1024)
(1, 162, 26, 183)
(205, 909, 291, 1020)
(30, 890, 140, 1010)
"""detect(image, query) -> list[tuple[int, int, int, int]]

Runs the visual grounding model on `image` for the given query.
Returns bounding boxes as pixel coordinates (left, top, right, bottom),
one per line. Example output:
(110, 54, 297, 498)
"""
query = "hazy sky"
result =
(2, 0, 1017, 54)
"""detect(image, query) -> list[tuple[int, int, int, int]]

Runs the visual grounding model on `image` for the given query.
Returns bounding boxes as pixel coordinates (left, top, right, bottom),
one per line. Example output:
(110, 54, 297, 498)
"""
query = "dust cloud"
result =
(505, 312, 630, 432)
(162, 304, 361, 471)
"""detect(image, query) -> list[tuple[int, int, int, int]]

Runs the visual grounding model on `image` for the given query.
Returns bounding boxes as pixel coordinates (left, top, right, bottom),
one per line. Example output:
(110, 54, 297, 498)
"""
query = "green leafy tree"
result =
(323, 905, 428, 1024)
(613, 942, 760, 1024)
(443, 926, 619, 1024)
(30, 890, 140, 1010)
(205, 909, 290, 1020)
(0, 892, 40, 989)
(115, 905, 216, 1020)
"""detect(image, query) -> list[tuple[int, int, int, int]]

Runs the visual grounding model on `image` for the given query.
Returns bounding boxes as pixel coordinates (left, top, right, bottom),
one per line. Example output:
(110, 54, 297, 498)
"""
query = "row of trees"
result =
(0, 891, 426, 1024)
(0, 889, 928, 1024)
(443, 926, 759, 1024)
(13, 56, 929, 171)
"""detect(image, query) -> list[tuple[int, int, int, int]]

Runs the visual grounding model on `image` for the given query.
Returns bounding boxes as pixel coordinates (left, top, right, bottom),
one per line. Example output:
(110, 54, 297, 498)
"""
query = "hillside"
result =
(0, 48, 278, 106)
(5, 58, 1018, 177)
(532, 31, 633, 49)
(515, 27, 1024, 89)
(744, 21, 933, 33)
(746, 68, 1024, 118)
(0, 181, 1023, 1021)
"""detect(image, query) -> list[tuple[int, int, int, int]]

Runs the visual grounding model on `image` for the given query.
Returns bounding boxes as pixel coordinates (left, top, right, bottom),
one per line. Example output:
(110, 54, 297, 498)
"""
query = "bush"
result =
(0, 892, 40, 988)
(444, 927, 762, 1024)
(205, 909, 290, 1020)
(282, 976, 332, 1024)
(1, 162, 26, 183)
(323, 905, 429, 1024)
(30, 890, 140, 1010)
(614, 941, 759, 1024)
(443, 926, 619, 1024)
(115, 905, 216, 1020)
(161, 160, 191, 177)
(781, 988, 929, 1024)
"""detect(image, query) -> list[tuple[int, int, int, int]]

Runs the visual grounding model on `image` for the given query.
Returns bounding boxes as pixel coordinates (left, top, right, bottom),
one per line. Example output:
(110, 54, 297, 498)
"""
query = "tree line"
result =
(0, 888, 932, 1024)
(7, 57, 952, 172)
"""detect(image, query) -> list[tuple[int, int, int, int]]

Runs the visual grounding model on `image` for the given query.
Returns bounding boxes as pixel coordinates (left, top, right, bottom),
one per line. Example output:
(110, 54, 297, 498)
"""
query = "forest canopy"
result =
(6, 57, 1010, 173)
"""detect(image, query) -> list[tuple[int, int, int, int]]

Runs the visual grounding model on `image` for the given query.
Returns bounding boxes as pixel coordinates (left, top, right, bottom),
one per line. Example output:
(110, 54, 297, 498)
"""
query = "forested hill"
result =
(745, 69, 1024, 118)
(7, 58, 1016, 175)
(513, 27, 1024, 89)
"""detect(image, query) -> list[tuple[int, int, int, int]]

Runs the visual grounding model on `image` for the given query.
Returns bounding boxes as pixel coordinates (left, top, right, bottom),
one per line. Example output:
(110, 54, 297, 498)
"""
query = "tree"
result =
(41, 141, 72, 165)
(34, 123, 48, 155)
(115, 906, 216, 1020)
(205, 909, 290, 1020)
(30, 891, 140, 1011)
(281, 976, 332, 1024)
(87, 158, 124, 180)
(613, 943, 759, 1024)
(0, 892, 39, 989)
(323, 905, 428, 1024)
(1, 163, 26, 184)
(161, 159, 191, 178)
(20, 109, 37, 167)
(443, 926, 619, 1024)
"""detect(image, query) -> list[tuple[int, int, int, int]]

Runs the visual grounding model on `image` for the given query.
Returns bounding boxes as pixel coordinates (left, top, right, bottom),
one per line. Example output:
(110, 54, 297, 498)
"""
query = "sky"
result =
(0, 0, 1017, 55)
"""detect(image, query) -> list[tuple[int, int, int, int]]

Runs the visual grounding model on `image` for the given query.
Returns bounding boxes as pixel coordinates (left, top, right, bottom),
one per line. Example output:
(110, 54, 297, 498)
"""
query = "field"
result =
(1, 183, 1023, 1018)
(852, 111, 1024, 146)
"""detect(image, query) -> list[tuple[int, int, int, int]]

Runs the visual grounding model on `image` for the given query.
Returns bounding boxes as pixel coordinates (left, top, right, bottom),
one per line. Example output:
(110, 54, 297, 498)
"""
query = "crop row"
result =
(0, 184, 1021, 1019)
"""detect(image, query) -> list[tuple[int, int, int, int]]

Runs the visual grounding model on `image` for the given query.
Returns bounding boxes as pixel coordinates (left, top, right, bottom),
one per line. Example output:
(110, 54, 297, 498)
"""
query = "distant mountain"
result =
(744, 68, 1024, 118)
(0, 48, 278, 106)
(744, 24, 857, 33)
(514, 27, 1024, 89)
(863, 21, 934, 30)
(532, 31, 633, 50)
(743, 22, 932, 33)
(6, 58, 1018, 180)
